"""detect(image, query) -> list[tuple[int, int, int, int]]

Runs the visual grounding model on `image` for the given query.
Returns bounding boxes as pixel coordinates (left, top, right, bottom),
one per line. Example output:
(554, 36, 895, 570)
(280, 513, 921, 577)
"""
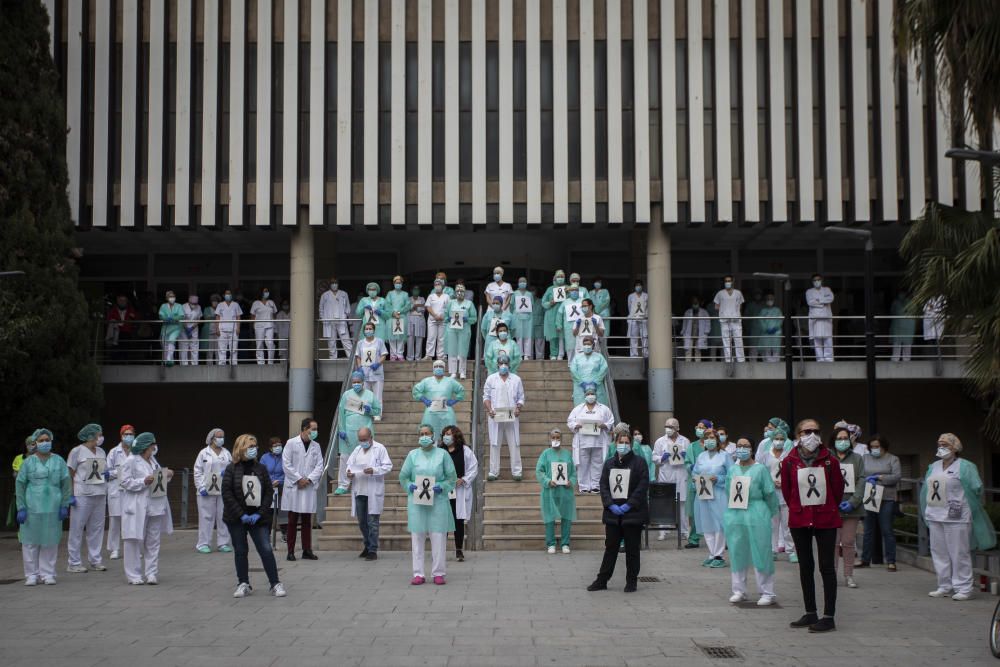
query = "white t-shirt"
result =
(713, 289, 744, 319)
(215, 301, 243, 332)
(485, 281, 513, 306)
(425, 293, 450, 319)
(251, 299, 277, 324)
(67, 445, 108, 496)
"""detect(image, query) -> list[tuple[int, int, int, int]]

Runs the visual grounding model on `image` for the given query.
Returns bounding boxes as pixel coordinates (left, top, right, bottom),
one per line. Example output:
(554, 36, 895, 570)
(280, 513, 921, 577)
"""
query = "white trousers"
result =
(425, 318, 446, 359)
(107, 515, 122, 552)
(67, 494, 106, 567)
(196, 494, 231, 549)
(732, 568, 775, 598)
(124, 514, 165, 582)
(771, 505, 795, 553)
(327, 321, 353, 359)
(684, 336, 707, 360)
(891, 342, 912, 362)
(407, 334, 425, 361)
(929, 520, 974, 594)
(255, 326, 275, 364)
(518, 336, 533, 360)
(721, 319, 745, 362)
(389, 339, 405, 359)
(488, 418, 522, 476)
(217, 331, 239, 365)
(448, 354, 467, 377)
(628, 319, 649, 357)
(534, 338, 545, 360)
(365, 379, 384, 415)
(411, 532, 447, 578)
(23, 544, 58, 580)
(162, 340, 176, 364)
(812, 337, 834, 362)
(578, 448, 603, 491)
(704, 531, 727, 558)
(337, 452, 350, 488)
(179, 333, 200, 365)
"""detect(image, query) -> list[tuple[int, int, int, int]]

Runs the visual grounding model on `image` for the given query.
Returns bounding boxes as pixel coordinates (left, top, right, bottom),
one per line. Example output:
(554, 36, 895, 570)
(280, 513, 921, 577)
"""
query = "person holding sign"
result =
(724, 437, 779, 605)
(221, 435, 286, 598)
(120, 432, 174, 585)
(587, 431, 650, 593)
(571, 298, 606, 357)
(567, 384, 615, 493)
(691, 428, 734, 567)
(606, 427, 654, 483)
(354, 323, 388, 422)
(441, 425, 478, 562)
(355, 282, 390, 341)
(653, 418, 691, 541)
(407, 286, 426, 361)
(627, 282, 649, 358)
(569, 335, 609, 407)
(780, 419, 844, 633)
(484, 322, 521, 375)
(682, 419, 714, 549)
(921, 433, 996, 600)
(483, 361, 526, 481)
(15, 428, 70, 586)
(831, 428, 865, 588)
(756, 430, 796, 563)
(857, 434, 901, 572)
(542, 270, 568, 360)
(510, 278, 536, 361)
(484, 266, 513, 310)
(106, 425, 135, 559)
(481, 296, 514, 343)
(346, 427, 394, 562)
(66, 423, 109, 573)
(193, 427, 233, 554)
(424, 279, 450, 360)
(536, 429, 577, 554)
(556, 284, 586, 362)
(281, 418, 324, 562)
(385, 276, 412, 361)
(412, 360, 466, 440)
(334, 371, 383, 495)
(401, 425, 458, 585)
(445, 285, 477, 379)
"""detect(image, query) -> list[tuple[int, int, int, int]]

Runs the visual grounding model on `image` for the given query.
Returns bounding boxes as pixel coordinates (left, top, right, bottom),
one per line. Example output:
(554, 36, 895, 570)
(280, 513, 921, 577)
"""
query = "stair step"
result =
(481, 535, 608, 550)
(482, 518, 606, 536)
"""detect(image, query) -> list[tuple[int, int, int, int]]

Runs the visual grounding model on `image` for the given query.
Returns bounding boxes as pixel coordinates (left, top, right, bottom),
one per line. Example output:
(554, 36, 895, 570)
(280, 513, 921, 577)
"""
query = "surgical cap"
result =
(492, 296, 503, 303)
(570, 273, 581, 281)
(612, 422, 631, 437)
(32, 428, 53, 442)
(120, 424, 136, 436)
(132, 432, 156, 454)
(769, 417, 789, 434)
(77, 423, 102, 442)
(351, 370, 365, 381)
(493, 266, 504, 274)
(698, 419, 714, 429)
(366, 282, 380, 294)
(205, 427, 223, 445)
(583, 383, 597, 395)
(549, 428, 562, 437)
(665, 418, 680, 430)
(938, 433, 962, 452)
(433, 359, 446, 369)
(554, 269, 565, 278)
(393, 275, 403, 283)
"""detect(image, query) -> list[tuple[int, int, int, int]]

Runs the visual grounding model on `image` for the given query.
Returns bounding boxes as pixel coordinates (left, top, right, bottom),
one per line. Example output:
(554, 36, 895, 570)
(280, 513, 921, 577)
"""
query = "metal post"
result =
(180, 468, 189, 529)
(864, 238, 877, 433)
(783, 279, 795, 429)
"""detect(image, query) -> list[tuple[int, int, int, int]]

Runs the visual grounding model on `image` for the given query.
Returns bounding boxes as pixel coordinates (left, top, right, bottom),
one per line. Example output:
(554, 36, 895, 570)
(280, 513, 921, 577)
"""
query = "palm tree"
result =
(895, 1, 1000, 439)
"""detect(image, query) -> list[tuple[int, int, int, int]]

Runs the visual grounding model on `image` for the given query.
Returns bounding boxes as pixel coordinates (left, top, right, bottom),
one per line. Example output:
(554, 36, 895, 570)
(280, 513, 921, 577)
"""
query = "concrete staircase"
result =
(480, 360, 609, 550)
(319, 361, 473, 551)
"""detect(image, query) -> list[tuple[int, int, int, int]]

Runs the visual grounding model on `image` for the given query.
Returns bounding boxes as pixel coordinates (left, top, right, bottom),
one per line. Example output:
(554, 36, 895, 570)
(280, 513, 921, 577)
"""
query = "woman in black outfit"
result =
(441, 425, 479, 562)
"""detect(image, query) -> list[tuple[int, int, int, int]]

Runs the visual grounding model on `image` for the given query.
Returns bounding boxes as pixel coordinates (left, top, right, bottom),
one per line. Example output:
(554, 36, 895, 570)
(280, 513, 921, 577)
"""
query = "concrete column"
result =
(647, 222, 674, 434)
(288, 222, 316, 435)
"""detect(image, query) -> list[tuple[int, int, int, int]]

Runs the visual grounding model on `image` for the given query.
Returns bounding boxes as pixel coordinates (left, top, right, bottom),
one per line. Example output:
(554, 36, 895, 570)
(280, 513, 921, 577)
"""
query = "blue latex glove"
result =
(59, 507, 69, 520)
(660, 453, 670, 463)
(591, 317, 598, 326)
(866, 475, 879, 484)
(421, 398, 432, 407)
(609, 504, 623, 516)
(68, 496, 77, 507)
(248, 514, 261, 525)
(370, 362, 381, 371)
(364, 305, 372, 311)
(103, 471, 111, 481)
(575, 319, 582, 328)
(767, 328, 778, 335)
(363, 404, 372, 415)
(375, 309, 384, 317)
(446, 399, 458, 407)
(15, 509, 27, 525)
(620, 503, 631, 513)
(240, 514, 252, 525)
(338, 431, 348, 440)
(199, 488, 208, 497)
(838, 501, 853, 512)
(432, 485, 443, 495)
(408, 483, 418, 492)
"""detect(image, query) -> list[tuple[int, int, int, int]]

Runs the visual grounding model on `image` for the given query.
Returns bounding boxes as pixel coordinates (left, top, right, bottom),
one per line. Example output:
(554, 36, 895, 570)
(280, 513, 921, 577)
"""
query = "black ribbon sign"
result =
(733, 481, 745, 503)
(865, 484, 879, 507)
(582, 320, 592, 334)
(365, 310, 376, 325)
(613, 474, 624, 494)
(244, 479, 256, 502)
(208, 474, 221, 493)
(555, 464, 566, 482)
(519, 297, 528, 310)
(635, 303, 644, 315)
(418, 478, 432, 500)
(452, 312, 461, 326)
(364, 350, 374, 364)
(555, 287, 565, 300)
(569, 305, 580, 319)
(86, 460, 102, 481)
(671, 445, 681, 462)
(393, 318, 403, 334)
(698, 476, 711, 497)
(152, 471, 165, 494)
(806, 473, 820, 498)
(931, 480, 942, 502)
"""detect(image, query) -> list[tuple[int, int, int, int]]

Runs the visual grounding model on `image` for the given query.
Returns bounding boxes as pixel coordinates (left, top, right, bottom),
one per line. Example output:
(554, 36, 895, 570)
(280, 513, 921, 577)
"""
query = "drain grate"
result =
(638, 576, 661, 582)
(699, 646, 742, 660)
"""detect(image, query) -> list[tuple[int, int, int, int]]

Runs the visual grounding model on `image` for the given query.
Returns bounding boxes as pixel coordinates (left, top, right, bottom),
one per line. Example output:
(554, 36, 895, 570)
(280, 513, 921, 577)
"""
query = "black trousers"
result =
(597, 522, 642, 585)
(790, 526, 838, 617)
(449, 498, 465, 551)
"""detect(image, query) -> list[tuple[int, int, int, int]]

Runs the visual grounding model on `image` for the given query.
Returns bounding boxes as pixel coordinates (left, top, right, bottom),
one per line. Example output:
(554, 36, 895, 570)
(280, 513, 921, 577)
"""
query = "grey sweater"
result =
(861, 452, 902, 502)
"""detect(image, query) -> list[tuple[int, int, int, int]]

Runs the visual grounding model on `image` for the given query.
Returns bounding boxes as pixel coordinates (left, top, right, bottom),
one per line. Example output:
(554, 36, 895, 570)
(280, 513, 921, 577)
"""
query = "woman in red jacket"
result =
(780, 418, 845, 633)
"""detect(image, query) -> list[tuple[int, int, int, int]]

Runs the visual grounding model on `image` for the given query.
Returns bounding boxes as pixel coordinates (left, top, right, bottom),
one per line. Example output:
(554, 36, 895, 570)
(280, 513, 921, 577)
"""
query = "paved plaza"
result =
(0, 531, 994, 666)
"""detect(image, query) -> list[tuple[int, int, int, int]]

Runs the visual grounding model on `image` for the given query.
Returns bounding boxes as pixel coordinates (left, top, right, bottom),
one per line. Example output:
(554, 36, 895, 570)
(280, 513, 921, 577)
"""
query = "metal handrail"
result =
(603, 351, 621, 422)
(317, 326, 363, 524)
(895, 476, 1000, 561)
(469, 305, 486, 551)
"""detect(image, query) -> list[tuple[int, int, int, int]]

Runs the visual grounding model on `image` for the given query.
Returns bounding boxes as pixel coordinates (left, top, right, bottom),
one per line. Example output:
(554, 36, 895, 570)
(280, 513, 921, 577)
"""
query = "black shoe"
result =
(365, 552, 378, 561)
(286, 553, 297, 561)
(809, 617, 837, 633)
(456, 550, 465, 562)
(790, 613, 819, 628)
(586, 580, 608, 592)
(684, 542, 700, 549)
(301, 550, 318, 560)
(359, 549, 369, 558)
(624, 582, 637, 593)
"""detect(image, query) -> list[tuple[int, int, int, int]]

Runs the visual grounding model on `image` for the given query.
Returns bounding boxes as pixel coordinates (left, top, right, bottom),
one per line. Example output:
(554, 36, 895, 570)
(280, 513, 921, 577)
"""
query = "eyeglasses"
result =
(799, 428, 821, 435)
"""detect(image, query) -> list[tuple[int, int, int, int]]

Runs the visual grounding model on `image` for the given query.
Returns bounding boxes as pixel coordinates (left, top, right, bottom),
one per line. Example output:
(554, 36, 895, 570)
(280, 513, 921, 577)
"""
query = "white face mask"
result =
(936, 446, 952, 459)
(724, 282, 732, 289)
(665, 427, 675, 437)
(799, 433, 821, 452)
(813, 280, 822, 288)
(550, 440, 561, 448)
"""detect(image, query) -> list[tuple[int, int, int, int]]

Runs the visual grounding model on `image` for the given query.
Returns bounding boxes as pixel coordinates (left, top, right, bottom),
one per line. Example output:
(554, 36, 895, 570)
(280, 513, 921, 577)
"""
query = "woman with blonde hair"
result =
(222, 434, 285, 598)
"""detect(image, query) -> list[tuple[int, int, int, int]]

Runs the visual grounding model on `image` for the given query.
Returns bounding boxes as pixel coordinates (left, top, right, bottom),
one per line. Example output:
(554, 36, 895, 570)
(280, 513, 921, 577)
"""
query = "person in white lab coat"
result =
(627, 282, 649, 358)
(120, 432, 174, 585)
(281, 418, 324, 561)
(483, 362, 526, 481)
(345, 427, 393, 561)
(105, 424, 136, 560)
(567, 384, 615, 493)
(274, 300, 291, 362)
(424, 279, 450, 360)
(682, 298, 711, 361)
(215, 290, 243, 365)
(65, 423, 108, 573)
(319, 278, 353, 359)
(250, 287, 278, 365)
(922, 295, 946, 349)
(652, 417, 691, 541)
(407, 286, 427, 361)
(806, 274, 835, 362)
(180, 295, 202, 365)
(713, 276, 746, 363)
(194, 427, 233, 554)
(441, 425, 478, 561)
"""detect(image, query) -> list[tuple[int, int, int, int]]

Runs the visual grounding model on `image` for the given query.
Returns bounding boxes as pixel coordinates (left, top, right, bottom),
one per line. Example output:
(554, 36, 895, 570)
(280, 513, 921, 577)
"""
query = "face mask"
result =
(329, 283, 339, 291)
(735, 447, 751, 461)
(555, 277, 565, 286)
(813, 280, 822, 288)
(492, 304, 502, 313)
(262, 291, 270, 299)
(394, 283, 402, 290)
(411, 290, 420, 297)
(435, 286, 443, 294)
(433, 367, 445, 377)
(214, 437, 225, 447)
(665, 427, 675, 437)
(773, 440, 786, 451)
(308, 430, 319, 441)
(704, 439, 717, 451)
(592, 282, 602, 290)
(799, 433, 821, 452)
(96, 436, 105, 447)
(36, 441, 52, 454)
(936, 446, 952, 459)
(550, 440, 561, 448)
(585, 395, 597, 405)
(456, 292, 465, 300)
(633, 436, 642, 445)
(719, 434, 728, 443)
(368, 290, 377, 297)
(419, 435, 434, 448)
(167, 297, 176, 304)
(246, 447, 258, 460)
(695, 428, 705, 439)
(123, 434, 135, 446)
(569, 292, 579, 300)
(224, 294, 233, 302)
(498, 332, 508, 341)
(360, 440, 372, 450)
(582, 345, 593, 354)
(365, 330, 375, 339)
(441, 434, 454, 446)
(152, 445, 159, 456)
(499, 365, 509, 375)
(691, 303, 699, 309)
(635, 286, 643, 293)
(272, 446, 283, 456)
(353, 383, 363, 392)
(494, 273, 502, 281)
(835, 439, 851, 452)
(869, 447, 882, 458)
(516, 282, 527, 290)
(616, 443, 630, 455)
(766, 299, 775, 306)
(724, 282, 732, 289)
(582, 305, 591, 314)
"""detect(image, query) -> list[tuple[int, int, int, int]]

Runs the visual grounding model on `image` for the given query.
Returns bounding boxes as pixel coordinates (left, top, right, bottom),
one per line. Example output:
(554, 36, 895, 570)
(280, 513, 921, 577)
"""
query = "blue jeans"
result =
(355, 495, 381, 553)
(862, 500, 897, 564)
(225, 520, 280, 587)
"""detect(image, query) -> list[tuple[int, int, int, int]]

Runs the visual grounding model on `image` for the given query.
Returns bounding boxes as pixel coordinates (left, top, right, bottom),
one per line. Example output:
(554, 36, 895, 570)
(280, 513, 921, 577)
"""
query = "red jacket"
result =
(780, 445, 845, 530)
(106, 304, 139, 334)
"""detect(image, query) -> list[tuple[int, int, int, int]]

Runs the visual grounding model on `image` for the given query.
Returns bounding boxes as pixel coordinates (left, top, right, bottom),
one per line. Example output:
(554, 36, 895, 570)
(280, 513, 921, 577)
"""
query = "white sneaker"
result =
(145, 576, 158, 585)
(233, 582, 252, 598)
(657, 531, 666, 541)
(928, 588, 952, 598)
(547, 546, 556, 554)
(562, 546, 571, 554)
(42, 577, 57, 585)
(24, 576, 38, 586)
(128, 579, 144, 585)
(449, 373, 456, 378)
(952, 592, 972, 601)
(756, 595, 776, 606)
(109, 550, 120, 560)
(373, 415, 381, 422)
(729, 593, 747, 603)
(845, 576, 857, 588)
(66, 565, 88, 573)
(460, 373, 467, 379)
(271, 583, 287, 597)
(90, 563, 107, 571)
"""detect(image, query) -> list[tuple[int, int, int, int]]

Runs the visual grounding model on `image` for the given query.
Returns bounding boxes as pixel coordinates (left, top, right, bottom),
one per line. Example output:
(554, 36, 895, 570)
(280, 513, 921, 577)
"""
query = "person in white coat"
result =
(120, 432, 174, 585)
(567, 384, 615, 493)
(281, 418, 324, 561)
(214, 290, 243, 365)
(713, 276, 746, 363)
(250, 287, 278, 364)
(355, 322, 389, 421)
(652, 418, 691, 540)
(441, 425, 478, 561)
(805, 274, 835, 362)
(345, 427, 393, 561)
(105, 424, 135, 560)
(407, 286, 427, 361)
(319, 278, 353, 359)
(922, 295, 946, 349)
(627, 282, 649, 358)
(274, 300, 291, 362)
(194, 427, 233, 554)
(682, 298, 711, 361)
(66, 423, 109, 573)
(483, 363, 525, 481)
(180, 295, 202, 365)
(424, 279, 450, 360)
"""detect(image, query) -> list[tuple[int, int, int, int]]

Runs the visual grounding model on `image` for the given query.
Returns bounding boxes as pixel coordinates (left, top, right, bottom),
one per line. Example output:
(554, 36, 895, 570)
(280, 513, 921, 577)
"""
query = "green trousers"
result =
(545, 520, 572, 548)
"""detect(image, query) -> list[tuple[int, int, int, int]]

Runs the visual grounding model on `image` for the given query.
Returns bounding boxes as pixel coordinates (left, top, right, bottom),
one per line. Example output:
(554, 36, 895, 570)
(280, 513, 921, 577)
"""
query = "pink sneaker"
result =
(433, 576, 446, 585)
(410, 576, 425, 585)
(777, 546, 786, 553)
